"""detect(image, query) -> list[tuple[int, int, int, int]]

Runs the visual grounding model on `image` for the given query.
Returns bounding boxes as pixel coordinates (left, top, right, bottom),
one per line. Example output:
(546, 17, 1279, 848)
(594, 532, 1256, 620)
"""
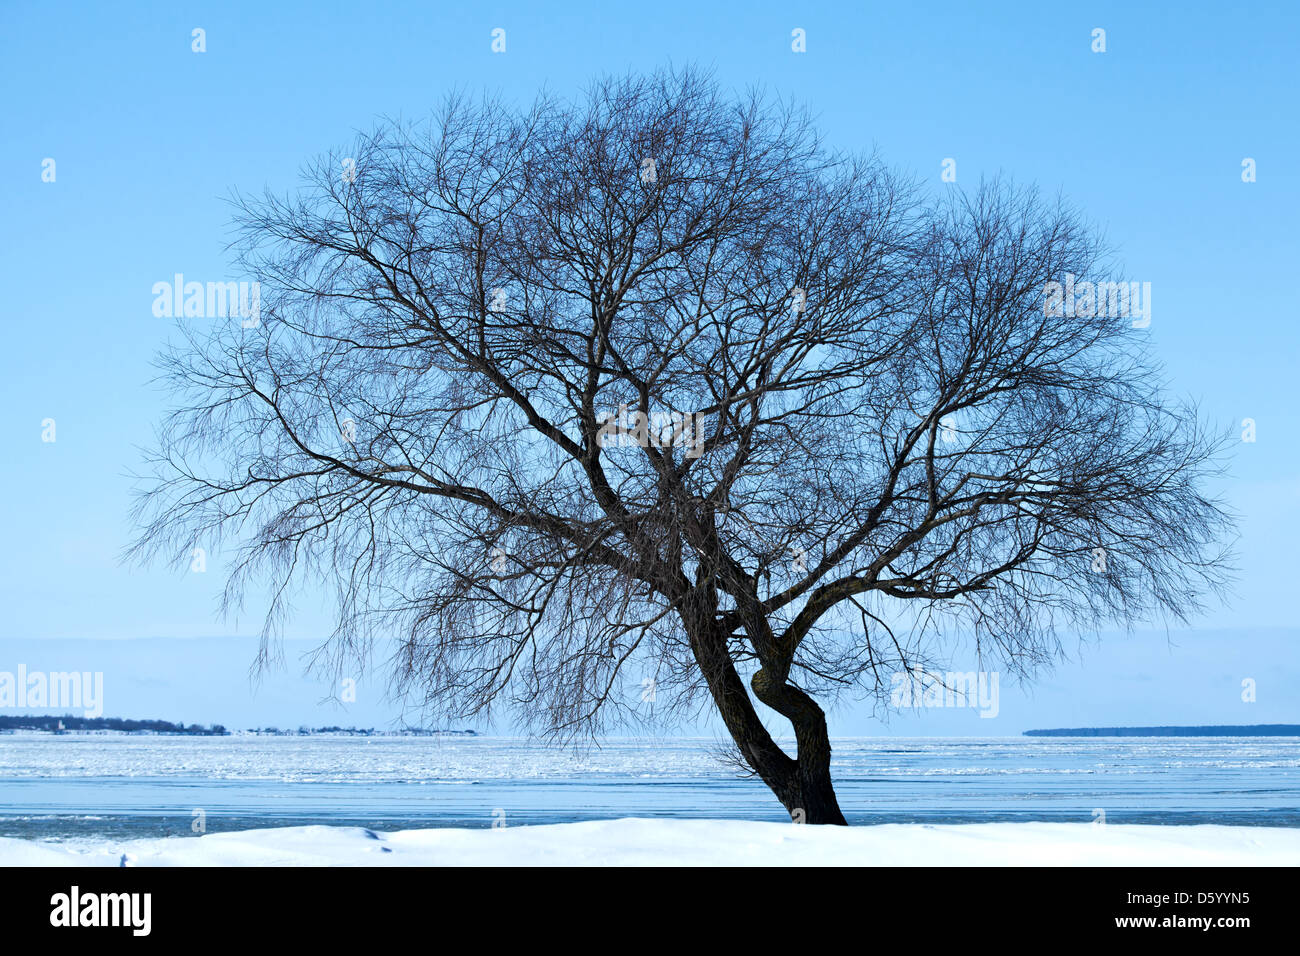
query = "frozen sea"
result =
(0, 735, 1296, 840)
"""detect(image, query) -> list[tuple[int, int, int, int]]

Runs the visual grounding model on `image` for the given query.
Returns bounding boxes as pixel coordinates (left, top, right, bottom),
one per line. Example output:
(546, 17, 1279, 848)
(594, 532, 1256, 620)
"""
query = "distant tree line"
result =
(1025, 725, 1300, 737)
(0, 717, 481, 736)
(250, 726, 477, 736)
(0, 715, 228, 734)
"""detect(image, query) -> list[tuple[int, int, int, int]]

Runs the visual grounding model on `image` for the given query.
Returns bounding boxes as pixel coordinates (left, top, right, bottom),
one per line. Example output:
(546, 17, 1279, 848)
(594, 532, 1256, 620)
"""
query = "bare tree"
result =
(131, 68, 1234, 824)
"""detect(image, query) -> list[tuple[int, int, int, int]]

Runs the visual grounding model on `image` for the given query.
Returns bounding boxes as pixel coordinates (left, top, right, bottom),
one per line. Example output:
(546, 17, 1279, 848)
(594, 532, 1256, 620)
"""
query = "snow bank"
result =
(3, 819, 1296, 867)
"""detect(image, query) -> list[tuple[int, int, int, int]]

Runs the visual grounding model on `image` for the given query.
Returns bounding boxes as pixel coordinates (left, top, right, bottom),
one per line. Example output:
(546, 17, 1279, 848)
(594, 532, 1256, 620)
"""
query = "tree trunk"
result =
(752, 667, 848, 825)
(683, 607, 801, 809)
(792, 715, 847, 825)
(683, 595, 847, 824)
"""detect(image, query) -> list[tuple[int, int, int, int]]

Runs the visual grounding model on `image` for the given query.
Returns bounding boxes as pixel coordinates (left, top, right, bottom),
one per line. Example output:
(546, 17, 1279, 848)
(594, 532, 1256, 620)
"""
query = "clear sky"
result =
(1, 0, 1296, 731)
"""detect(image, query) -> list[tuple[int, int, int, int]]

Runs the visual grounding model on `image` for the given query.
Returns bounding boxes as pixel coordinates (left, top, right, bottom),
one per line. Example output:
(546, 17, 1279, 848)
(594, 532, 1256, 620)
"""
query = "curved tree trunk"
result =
(752, 668, 848, 825)
(683, 596, 847, 824)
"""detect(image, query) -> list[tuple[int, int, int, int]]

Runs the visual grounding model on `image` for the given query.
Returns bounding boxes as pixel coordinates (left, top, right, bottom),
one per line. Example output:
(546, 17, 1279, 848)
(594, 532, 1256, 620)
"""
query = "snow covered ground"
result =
(2, 819, 1297, 866)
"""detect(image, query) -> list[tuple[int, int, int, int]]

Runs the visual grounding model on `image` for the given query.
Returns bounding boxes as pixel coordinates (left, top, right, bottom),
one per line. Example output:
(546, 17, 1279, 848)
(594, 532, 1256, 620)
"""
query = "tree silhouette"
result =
(132, 69, 1234, 823)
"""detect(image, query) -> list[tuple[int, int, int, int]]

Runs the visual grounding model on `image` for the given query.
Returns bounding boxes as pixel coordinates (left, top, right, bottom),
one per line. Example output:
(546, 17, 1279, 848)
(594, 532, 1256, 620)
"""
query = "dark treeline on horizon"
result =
(248, 726, 478, 736)
(0, 715, 228, 734)
(0, 716, 479, 736)
(1025, 725, 1300, 737)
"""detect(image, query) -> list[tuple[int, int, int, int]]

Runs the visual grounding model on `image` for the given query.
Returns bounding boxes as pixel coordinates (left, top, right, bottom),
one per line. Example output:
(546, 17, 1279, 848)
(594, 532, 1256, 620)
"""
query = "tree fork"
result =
(682, 604, 803, 810)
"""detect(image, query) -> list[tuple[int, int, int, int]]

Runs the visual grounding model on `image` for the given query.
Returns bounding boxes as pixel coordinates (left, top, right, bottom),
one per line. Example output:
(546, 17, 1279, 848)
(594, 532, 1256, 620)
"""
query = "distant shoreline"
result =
(1024, 725, 1300, 737)
(0, 716, 226, 736)
(0, 716, 477, 736)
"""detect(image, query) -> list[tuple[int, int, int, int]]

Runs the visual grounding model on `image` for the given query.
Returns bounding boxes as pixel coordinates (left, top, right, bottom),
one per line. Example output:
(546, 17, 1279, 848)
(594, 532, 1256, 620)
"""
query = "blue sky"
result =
(1, 0, 1296, 731)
